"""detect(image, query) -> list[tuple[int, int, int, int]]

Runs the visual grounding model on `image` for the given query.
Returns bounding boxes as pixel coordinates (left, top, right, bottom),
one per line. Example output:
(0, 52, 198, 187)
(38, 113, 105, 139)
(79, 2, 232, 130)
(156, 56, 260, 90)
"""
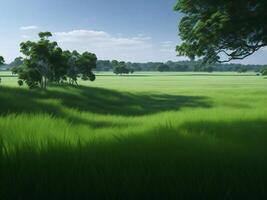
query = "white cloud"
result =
(54, 30, 152, 49)
(20, 26, 39, 30)
(52, 29, 183, 62)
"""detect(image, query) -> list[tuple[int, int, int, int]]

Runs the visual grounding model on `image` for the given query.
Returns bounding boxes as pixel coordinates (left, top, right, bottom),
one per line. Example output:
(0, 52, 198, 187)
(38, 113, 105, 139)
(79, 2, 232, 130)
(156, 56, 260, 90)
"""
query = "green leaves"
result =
(112, 61, 132, 75)
(175, 0, 267, 63)
(158, 64, 170, 72)
(15, 32, 97, 89)
(38, 32, 52, 40)
(0, 56, 4, 65)
(261, 68, 267, 76)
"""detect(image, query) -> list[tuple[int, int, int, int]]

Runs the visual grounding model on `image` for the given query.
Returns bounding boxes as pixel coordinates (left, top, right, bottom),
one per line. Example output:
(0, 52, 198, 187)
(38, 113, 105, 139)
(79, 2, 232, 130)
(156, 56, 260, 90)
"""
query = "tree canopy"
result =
(261, 68, 267, 76)
(15, 32, 97, 89)
(112, 60, 134, 75)
(175, 0, 267, 63)
(9, 57, 23, 69)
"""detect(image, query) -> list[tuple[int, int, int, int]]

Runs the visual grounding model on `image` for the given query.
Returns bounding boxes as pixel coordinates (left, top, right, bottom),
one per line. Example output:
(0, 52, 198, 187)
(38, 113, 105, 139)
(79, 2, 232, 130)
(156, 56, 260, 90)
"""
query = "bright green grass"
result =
(0, 71, 267, 199)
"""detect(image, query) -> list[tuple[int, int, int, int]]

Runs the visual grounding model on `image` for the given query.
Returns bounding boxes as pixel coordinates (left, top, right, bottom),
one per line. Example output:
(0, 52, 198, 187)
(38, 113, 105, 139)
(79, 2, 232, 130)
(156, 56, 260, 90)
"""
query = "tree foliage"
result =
(237, 66, 248, 73)
(96, 60, 113, 71)
(8, 57, 23, 69)
(96, 60, 266, 73)
(157, 64, 170, 72)
(206, 66, 214, 73)
(175, 0, 267, 63)
(112, 60, 133, 75)
(0, 56, 4, 65)
(14, 32, 97, 89)
(261, 68, 267, 76)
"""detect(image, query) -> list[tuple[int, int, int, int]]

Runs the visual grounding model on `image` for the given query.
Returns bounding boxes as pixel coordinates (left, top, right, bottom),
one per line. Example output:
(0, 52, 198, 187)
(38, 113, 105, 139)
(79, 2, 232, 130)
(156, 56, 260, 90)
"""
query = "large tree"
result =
(175, 0, 267, 63)
(112, 61, 130, 75)
(16, 32, 97, 88)
(19, 32, 60, 88)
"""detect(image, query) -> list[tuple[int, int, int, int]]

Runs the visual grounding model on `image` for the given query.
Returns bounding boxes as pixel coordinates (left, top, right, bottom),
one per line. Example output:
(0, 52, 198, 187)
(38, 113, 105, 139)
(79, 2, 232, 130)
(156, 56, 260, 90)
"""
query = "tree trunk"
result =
(40, 76, 47, 89)
(40, 76, 44, 89)
(44, 76, 47, 89)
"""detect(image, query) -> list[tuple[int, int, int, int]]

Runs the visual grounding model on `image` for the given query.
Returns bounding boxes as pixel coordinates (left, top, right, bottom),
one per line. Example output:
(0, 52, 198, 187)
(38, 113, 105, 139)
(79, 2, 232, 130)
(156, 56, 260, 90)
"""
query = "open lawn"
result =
(0, 71, 267, 199)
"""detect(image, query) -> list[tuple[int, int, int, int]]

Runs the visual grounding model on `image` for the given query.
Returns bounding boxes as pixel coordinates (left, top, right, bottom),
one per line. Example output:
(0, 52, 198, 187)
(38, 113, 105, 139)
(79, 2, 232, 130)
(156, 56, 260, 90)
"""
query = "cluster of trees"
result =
(157, 64, 170, 72)
(111, 60, 134, 75)
(96, 60, 162, 72)
(5, 55, 267, 76)
(11, 32, 97, 89)
(95, 60, 267, 73)
(96, 60, 134, 75)
(96, 60, 113, 72)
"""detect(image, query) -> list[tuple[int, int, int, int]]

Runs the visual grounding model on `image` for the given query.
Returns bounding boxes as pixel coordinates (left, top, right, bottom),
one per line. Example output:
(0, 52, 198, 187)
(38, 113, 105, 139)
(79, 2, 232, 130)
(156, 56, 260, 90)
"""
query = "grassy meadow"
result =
(0, 71, 267, 199)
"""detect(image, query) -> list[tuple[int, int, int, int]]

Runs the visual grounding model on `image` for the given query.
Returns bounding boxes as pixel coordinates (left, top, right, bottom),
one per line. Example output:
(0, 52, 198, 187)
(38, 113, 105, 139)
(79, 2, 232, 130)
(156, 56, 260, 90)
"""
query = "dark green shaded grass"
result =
(0, 85, 211, 117)
(1, 121, 267, 200)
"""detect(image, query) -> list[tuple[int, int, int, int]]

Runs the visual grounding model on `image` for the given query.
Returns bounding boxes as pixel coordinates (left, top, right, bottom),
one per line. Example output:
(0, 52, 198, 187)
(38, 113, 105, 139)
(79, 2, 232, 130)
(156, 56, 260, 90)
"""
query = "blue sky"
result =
(0, 0, 266, 64)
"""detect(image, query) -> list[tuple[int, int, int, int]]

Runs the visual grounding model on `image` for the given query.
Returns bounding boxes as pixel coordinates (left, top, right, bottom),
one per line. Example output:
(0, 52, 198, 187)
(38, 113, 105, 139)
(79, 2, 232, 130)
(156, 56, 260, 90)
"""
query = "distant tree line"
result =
(95, 60, 267, 73)
(4, 56, 267, 77)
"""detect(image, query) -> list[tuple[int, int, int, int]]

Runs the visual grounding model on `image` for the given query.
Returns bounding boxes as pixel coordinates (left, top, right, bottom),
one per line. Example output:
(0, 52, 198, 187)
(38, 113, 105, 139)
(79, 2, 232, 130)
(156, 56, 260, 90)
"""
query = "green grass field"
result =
(0, 71, 267, 199)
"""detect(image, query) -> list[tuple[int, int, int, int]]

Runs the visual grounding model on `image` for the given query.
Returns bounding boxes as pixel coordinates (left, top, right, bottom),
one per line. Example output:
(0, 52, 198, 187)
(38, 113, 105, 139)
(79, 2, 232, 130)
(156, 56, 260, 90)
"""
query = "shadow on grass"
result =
(1, 119, 267, 199)
(0, 75, 17, 78)
(0, 85, 211, 126)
